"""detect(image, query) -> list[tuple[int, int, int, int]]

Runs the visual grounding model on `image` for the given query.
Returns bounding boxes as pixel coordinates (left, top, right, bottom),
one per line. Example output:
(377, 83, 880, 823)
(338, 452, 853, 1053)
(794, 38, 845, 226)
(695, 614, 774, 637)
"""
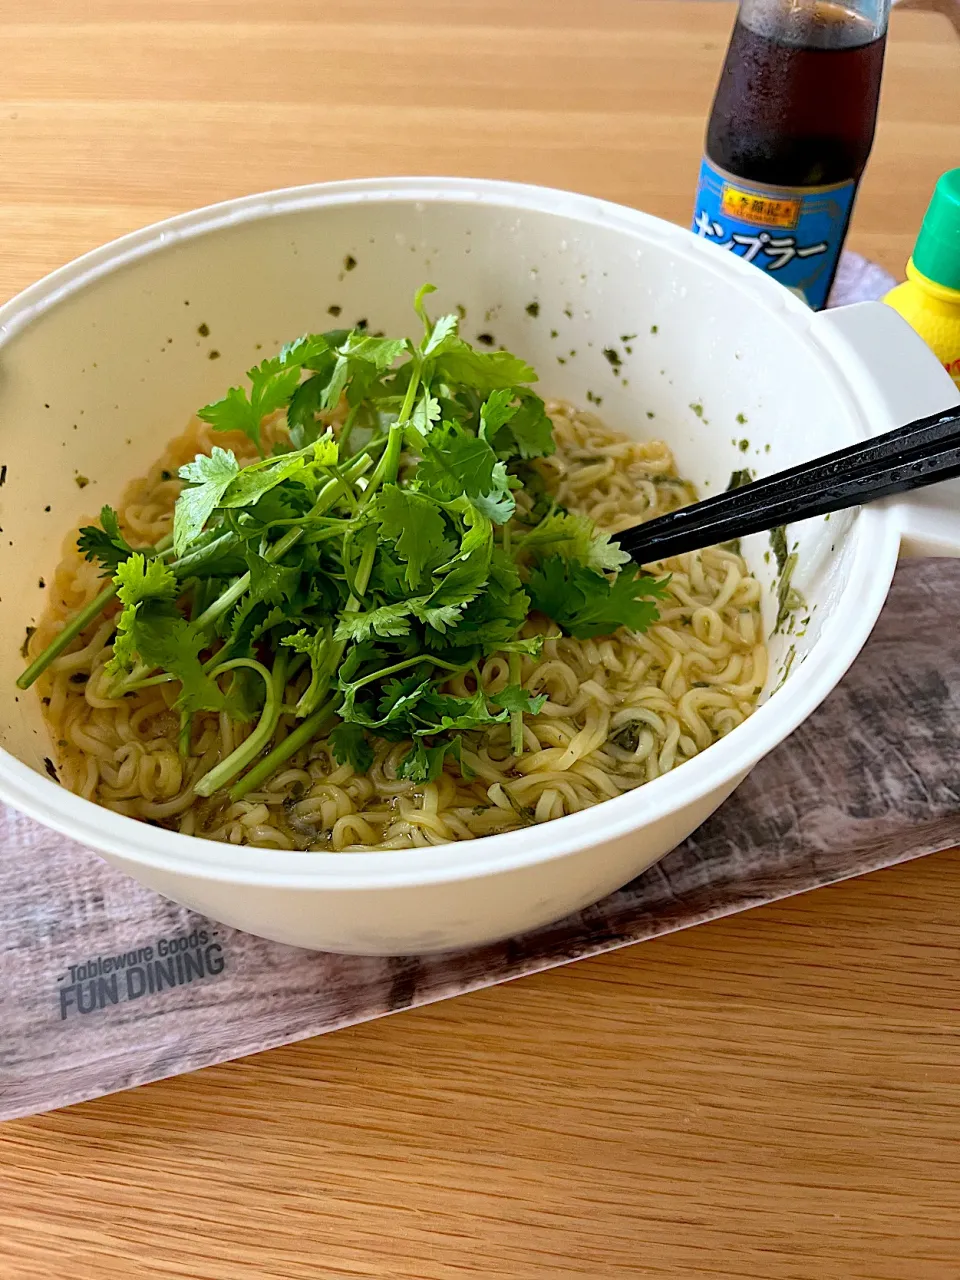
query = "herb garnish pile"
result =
(21, 286, 668, 802)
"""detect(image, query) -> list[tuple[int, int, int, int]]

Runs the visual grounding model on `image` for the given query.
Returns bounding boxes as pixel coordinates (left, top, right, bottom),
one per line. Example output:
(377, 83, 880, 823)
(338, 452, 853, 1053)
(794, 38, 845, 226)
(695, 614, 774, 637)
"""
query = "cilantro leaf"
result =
(375, 485, 448, 590)
(109, 622, 140, 675)
(499, 635, 544, 659)
(197, 334, 344, 453)
(243, 549, 300, 606)
(367, 544, 412, 601)
(413, 687, 505, 733)
(219, 665, 266, 724)
(477, 389, 554, 462)
(108, 553, 180, 674)
(320, 354, 351, 412)
(336, 640, 381, 687)
(174, 448, 240, 554)
(287, 372, 332, 448)
(198, 360, 302, 454)
(134, 614, 230, 716)
(196, 385, 258, 441)
(226, 595, 282, 654)
(219, 454, 309, 511)
(218, 546, 301, 649)
(469, 463, 515, 523)
(218, 434, 336, 511)
(251, 604, 291, 641)
(418, 429, 496, 498)
(175, 437, 338, 556)
(280, 625, 334, 717)
(410, 600, 464, 634)
(106, 554, 229, 714)
(422, 313, 459, 356)
(317, 333, 409, 414)
(429, 337, 537, 391)
(527, 556, 669, 639)
(478, 388, 519, 441)
(329, 722, 374, 773)
(490, 684, 547, 716)
(77, 505, 135, 575)
(428, 546, 527, 651)
(251, 360, 308, 424)
(244, 482, 314, 532)
(334, 599, 421, 642)
(502, 392, 555, 460)
(376, 675, 433, 722)
(342, 334, 408, 371)
(411, 392, 442, 432)
(396, 737, 457, 783)
(414, 282, 438, 334)
(520, 510, 630, 572)
(115, 553, 179, 610)
(424, 507, 493, 616)
(396, 733, 474, 783)
(337, 673, 432, 730)
(418, 428, 516, 524)
(270, 340, 308, 370)
(278, 334, 335, 369)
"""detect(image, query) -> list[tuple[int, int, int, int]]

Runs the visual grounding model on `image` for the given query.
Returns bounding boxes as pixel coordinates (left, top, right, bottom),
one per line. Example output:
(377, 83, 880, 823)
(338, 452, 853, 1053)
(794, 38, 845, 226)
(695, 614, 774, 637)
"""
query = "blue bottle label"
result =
(691, 157, 857, 310)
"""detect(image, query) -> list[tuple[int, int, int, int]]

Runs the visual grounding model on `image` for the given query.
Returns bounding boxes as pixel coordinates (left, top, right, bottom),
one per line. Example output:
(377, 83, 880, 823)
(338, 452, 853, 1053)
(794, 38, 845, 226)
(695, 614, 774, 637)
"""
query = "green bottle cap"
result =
(913, 168, 960, 291)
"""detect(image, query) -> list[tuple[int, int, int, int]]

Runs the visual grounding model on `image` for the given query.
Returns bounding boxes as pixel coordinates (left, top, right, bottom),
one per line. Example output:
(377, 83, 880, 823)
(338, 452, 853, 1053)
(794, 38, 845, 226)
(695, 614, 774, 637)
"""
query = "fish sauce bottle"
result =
(692, 0, 889, 309)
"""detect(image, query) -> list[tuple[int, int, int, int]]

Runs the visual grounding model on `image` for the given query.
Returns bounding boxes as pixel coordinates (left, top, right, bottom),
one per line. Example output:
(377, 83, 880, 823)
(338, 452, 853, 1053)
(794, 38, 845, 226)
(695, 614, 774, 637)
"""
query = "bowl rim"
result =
(0, 175, 903, 889)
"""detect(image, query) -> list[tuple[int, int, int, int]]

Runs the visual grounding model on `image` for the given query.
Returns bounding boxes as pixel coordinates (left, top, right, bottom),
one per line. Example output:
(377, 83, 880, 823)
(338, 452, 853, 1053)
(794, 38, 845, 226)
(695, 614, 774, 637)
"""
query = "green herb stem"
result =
(16, 533, 173, 691)
(328, 464, 360, 516)
(343, 433, 387, 469)
(397, 356, 422, 425)
(347, 651, 464, 695)
(357, 356, 422, 510)
(178, 710, 192, 757)
(173, 531, 240, 579)
(17, 584, 118, 691)
(359, 421, 403, 508)
(289, 594, 359, 717)
(354, 531, 378, 598)
(228, 693, 339, 801)
(294, 645, 332, 718)
(122, 671, 174, 692)
(191, 452, 374, 634)
(508, 651, 524, 756)
(192, 525, 304, 632)
(193, 655, 286, 798)
(402, 422, 428, 456)
(338, 403, 361, 454)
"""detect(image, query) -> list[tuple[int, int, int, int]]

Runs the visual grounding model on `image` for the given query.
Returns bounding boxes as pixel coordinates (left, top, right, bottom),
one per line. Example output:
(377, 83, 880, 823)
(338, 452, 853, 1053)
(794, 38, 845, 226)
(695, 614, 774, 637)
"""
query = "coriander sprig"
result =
(22, 286, 669, 799)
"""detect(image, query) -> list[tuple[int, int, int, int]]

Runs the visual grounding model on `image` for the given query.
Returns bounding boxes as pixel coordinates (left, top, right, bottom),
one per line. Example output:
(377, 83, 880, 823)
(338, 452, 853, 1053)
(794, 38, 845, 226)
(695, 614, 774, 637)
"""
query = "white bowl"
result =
(2, 178, 959, 955)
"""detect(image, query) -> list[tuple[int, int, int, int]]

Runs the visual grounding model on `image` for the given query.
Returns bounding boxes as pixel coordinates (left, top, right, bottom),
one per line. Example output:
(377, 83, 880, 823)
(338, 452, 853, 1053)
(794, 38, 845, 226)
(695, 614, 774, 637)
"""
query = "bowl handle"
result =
(811, 301, 960, 557)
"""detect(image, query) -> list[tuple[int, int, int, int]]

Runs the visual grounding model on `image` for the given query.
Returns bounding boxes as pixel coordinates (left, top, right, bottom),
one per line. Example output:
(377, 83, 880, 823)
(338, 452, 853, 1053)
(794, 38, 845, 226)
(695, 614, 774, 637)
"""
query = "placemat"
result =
(10, 251, 954, 1123)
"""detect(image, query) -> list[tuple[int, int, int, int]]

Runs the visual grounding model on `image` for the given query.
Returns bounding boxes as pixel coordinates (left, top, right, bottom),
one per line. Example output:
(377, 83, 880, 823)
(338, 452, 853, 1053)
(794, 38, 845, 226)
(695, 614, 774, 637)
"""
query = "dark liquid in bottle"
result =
(706, 3, 886, 189)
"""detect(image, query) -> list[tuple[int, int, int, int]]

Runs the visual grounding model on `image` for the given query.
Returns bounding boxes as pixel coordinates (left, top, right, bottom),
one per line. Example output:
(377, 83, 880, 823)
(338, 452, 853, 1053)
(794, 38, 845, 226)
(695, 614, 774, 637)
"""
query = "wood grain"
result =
(1, 3, 959, 1277)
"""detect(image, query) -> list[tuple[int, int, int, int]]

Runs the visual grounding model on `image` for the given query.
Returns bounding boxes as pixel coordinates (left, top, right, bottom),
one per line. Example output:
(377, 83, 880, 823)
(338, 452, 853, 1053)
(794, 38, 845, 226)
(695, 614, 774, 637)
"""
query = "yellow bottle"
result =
(885, 168, 960, 389)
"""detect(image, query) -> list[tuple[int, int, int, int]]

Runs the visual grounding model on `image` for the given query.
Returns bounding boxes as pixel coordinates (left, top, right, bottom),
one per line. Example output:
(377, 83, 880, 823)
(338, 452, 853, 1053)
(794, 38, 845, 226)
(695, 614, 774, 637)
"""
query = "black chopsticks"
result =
(618, 404, 960, 565)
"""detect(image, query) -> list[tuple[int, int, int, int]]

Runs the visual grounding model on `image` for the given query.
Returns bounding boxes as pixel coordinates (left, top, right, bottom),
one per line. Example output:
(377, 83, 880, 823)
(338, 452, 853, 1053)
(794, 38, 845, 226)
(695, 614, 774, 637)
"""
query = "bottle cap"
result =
(913, 168, 960, 291)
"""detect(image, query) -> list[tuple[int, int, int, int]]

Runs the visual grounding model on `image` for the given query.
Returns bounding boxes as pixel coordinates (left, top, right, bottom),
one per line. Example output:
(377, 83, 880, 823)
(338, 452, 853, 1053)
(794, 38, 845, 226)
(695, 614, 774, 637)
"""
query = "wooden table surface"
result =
(2, 3, 960, 1277)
